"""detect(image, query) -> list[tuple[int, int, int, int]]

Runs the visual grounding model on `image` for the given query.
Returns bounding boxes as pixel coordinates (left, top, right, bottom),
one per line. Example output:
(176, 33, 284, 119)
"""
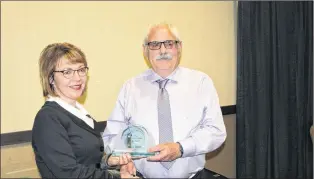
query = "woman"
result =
(32, 42, 137, 178)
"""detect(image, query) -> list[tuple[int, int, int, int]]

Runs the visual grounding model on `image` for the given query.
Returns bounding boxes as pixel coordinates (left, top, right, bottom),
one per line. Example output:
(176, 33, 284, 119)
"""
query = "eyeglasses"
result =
(145, 40, 181, 50)
(53, 66, 89, 79)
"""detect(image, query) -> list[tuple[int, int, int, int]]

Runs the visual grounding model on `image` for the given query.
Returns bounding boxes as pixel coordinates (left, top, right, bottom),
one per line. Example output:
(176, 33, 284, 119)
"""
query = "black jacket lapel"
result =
(70, 117, 101, 137)
(46, 101, 101, 137)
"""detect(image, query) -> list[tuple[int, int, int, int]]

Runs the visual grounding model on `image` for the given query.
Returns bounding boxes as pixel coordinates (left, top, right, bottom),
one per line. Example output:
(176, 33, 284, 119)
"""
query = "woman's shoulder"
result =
(36, 101, 63, 116)
(34, 101, 70, 126)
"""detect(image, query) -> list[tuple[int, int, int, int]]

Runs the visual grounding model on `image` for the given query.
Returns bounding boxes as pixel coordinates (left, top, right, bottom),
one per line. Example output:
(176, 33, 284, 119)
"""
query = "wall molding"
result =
(1, 105, 236, 146)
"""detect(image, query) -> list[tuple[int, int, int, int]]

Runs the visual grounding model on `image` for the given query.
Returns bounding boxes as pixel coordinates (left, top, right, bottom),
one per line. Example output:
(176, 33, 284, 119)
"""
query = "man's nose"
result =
(159, 43, 167, 53)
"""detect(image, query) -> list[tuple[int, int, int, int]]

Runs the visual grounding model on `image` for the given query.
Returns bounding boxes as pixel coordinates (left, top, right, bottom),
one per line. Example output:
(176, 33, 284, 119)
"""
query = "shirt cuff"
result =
(178, 137, 196, 158)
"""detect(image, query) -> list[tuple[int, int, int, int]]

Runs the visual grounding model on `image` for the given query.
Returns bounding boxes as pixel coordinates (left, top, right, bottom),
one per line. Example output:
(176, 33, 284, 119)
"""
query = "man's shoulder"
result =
(120, 69, 152, 86)
(179, 66, 212, 80)
(134, 68, 152, 80)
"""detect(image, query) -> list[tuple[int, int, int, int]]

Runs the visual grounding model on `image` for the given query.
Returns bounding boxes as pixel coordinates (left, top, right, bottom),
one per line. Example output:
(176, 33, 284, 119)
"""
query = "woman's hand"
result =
(107, 155, 120, 166)
(119, 153, 138, 178)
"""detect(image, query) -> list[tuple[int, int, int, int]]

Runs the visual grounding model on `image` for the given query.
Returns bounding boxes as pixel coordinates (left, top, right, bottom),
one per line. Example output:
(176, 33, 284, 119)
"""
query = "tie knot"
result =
(157, 79, 169, 89)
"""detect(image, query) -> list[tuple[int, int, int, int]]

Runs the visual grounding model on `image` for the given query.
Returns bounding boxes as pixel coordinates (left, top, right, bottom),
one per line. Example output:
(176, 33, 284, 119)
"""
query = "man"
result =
(103, 23, 227, 178)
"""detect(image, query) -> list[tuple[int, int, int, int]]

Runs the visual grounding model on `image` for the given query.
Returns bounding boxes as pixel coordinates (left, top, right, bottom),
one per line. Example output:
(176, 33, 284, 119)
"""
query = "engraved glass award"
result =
(111, 124, 156, 159)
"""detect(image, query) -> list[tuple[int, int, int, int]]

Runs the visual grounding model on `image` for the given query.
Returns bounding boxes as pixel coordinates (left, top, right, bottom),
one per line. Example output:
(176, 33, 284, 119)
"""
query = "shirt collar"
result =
(145, 67, 181, 83)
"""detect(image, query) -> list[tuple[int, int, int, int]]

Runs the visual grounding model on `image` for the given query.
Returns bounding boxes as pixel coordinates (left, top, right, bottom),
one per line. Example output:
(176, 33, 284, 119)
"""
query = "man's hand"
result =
(119, 153, 139, 178)
(147, 142, 181, 162)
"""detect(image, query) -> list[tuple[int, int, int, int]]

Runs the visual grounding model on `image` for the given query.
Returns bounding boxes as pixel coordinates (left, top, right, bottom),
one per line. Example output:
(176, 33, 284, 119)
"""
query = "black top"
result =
(32, 101, 118, 178)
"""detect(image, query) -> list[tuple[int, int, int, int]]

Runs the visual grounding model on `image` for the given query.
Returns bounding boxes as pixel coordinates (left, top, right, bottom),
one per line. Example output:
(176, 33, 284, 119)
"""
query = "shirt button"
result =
(96, 163, 101, 168)
(100, 146, 104, 152)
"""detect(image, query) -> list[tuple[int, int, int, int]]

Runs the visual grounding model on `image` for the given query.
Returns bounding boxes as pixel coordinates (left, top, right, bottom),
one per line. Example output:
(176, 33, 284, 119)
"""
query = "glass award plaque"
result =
(111, 125, 156, 159)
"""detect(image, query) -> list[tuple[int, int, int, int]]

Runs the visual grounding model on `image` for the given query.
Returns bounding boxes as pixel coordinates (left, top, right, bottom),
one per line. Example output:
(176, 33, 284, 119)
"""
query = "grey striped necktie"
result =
(157, 79, 175, 169)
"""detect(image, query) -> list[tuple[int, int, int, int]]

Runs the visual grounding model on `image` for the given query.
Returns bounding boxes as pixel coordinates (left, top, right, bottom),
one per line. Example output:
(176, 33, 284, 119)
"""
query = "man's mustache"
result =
(156, 53, 172, 60)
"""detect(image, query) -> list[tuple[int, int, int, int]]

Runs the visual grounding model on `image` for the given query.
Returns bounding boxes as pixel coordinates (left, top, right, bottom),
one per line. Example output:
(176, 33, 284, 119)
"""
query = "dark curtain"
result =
(236, 1, 313, 179)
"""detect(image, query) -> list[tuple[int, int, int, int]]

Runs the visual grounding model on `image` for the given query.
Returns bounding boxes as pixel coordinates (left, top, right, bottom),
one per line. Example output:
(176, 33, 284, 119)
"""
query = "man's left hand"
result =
(147, 142, 181, 162)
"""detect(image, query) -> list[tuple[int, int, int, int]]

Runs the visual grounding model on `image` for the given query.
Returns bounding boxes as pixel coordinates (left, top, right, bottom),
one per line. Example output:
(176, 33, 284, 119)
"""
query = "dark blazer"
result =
(32, 101, 118, 178)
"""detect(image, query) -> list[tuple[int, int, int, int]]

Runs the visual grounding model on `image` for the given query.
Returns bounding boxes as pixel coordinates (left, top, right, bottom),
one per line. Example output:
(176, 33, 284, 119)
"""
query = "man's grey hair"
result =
(143, 22, 181, 45)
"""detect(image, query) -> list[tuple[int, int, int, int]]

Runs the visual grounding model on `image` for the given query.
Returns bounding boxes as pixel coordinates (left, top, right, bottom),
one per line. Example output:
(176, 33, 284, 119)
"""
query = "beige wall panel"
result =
(1, 2, 235, 133)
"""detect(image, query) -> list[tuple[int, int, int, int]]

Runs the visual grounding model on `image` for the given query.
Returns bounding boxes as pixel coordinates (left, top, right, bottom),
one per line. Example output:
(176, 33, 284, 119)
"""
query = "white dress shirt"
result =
(102, 67, 226, 178)
(47, 96, 94, 129)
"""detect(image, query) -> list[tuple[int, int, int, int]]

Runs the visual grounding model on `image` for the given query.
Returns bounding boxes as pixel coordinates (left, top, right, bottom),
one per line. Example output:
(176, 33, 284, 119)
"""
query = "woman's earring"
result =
(49, 75, 54, 84)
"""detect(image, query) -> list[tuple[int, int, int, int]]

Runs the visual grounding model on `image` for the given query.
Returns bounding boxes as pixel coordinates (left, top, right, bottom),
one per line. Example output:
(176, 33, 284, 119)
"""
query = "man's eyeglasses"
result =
(145, 40, 181, 50)
(53, 66, 89, 79)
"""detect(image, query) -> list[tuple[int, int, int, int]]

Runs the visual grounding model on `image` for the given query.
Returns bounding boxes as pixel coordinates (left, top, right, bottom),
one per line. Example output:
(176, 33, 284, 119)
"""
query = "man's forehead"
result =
(148, 27, 176, 41)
